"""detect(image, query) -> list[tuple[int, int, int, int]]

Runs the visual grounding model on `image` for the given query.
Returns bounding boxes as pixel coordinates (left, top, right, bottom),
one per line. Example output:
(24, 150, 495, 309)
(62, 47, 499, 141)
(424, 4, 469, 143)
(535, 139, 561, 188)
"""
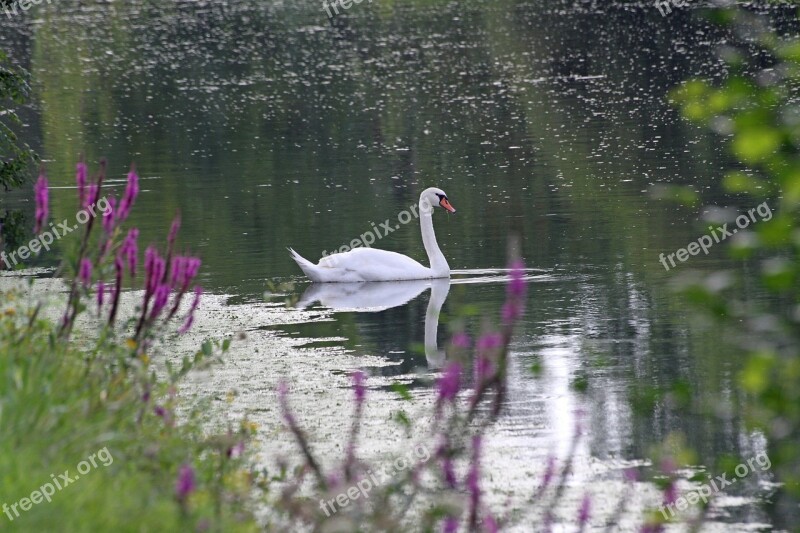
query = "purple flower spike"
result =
(175, 464, 196, 501)
(102, 196, 116, 234)
(121, 228, 139, 277)
(149, 283, 171, 319)
(171, 256, 187, 289)
(663, 480, 677, 506)
(352, 370, 366, 405)
(474, 355, 494, 385)
(443, 516, 458, 533)
(502, 300, 523, 324)
(78, 258, 92, 287)
(116, 166, 139, 223)
(451, 332, 471, 349)
(182, 257, 201, 289)
(578, 493, 591, 525)
(437, 362, 461, 403)
(76, 161, 87, 207)
(144, 247, 166, 294)
(507, 259, 526, 297)
(178, 286, 202, 334)
(34, 173, 49, 234)
(85, 183, 99, 210)
(477, 333, 502, 353)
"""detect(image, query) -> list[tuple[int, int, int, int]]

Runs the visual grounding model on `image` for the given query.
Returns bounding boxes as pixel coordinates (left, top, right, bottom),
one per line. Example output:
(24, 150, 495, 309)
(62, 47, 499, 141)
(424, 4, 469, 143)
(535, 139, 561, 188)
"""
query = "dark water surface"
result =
(2, 0, 798, 528)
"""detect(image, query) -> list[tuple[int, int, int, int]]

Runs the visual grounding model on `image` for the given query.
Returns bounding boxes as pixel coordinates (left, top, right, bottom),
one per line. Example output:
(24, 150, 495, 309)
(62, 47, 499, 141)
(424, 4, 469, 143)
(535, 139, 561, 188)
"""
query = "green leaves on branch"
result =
(0, 49, 35, 191)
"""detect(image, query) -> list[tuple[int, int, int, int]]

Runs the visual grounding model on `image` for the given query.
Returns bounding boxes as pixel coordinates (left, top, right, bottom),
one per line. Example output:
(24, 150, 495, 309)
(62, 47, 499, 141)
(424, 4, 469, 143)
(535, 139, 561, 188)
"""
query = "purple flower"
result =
(149, 283, 171, 319)
(121, 229, 139, 277)
(474, 355, 494, 385)
(171, 256, 187, 288)
(85, 183, 99, 210)
(175, 464, 196, 501)
(144, 246, 166, 294)
(117, 167, 139, 223)
(76, 161, 87, 207)
(501, 300, 523, 324)
(178, 286, 202, 334)
(436, 362, 461, 403)
(624, 467, 639, 483)
(483, 515, 499, 533)
(507, 259, 526, 298)
(326, 472, 342, 489)
(443, 516, 458, 533)
(663, 480, 677, 506)
(79, 258, 92, 288)
(476, 333, 502, 353)
(352, 370, 366, 405)
(34, 173, 49, 234)
(578, 493, 591, 525)
(451, 332, 471, 349)
(182, 257, 201, 289)
(102, 196, 116, 234)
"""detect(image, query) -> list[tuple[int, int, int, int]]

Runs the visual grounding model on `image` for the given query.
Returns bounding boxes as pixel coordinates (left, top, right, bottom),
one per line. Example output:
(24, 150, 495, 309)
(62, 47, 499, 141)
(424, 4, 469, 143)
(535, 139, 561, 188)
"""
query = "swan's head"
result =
(420, 187, 456, 214)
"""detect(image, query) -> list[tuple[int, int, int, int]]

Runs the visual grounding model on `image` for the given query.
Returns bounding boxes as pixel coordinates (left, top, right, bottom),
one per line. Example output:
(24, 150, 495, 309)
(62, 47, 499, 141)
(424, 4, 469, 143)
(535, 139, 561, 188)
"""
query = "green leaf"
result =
(390, 382, 412, 401)
(733, 127, 782, 163)
(201, 340, 213, 356)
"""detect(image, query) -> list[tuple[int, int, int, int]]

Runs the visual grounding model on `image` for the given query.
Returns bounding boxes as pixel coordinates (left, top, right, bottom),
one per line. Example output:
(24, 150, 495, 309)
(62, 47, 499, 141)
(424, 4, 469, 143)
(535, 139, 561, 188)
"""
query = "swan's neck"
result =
(420, 205, 449, 276)
(425, 279, 451, 368)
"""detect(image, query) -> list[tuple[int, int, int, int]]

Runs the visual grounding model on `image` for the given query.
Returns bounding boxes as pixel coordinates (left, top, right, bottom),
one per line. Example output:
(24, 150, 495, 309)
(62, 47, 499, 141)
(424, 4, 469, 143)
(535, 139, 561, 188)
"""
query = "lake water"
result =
(2, 0, 797, 529)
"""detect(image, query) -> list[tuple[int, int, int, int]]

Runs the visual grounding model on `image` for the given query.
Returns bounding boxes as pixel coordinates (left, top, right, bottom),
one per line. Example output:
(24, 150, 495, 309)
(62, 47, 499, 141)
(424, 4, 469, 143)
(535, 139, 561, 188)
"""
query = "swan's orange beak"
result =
(440, 198, 456, 213)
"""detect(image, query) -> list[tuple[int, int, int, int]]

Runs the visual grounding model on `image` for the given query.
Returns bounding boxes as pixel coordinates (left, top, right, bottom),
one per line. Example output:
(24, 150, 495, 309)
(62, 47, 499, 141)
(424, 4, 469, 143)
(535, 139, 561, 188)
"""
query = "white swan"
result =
(289, 187, 456, 282)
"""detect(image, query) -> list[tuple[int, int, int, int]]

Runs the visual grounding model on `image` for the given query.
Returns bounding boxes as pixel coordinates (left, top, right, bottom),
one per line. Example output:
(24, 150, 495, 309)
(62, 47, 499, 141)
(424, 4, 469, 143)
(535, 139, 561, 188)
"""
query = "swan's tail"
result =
(288, 248, 321, 282)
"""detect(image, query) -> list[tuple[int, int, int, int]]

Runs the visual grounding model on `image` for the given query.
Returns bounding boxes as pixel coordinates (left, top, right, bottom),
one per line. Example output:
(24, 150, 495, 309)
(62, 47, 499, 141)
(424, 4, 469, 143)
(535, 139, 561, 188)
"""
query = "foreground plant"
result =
(0, 158, 259, 531)
(651, 5, 800, 530)
(271, 257, 602, 531)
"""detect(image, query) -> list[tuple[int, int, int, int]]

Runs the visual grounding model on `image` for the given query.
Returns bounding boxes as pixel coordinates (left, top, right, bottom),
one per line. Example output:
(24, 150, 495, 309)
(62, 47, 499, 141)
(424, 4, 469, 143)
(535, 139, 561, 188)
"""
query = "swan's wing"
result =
(319, 248, 431, 281)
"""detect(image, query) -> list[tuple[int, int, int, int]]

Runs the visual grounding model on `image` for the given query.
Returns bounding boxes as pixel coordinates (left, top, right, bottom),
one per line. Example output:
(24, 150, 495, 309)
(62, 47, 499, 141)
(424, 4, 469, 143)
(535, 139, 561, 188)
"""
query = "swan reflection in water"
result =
(296, 278, 451, 368)
(295, 269, 549, 369)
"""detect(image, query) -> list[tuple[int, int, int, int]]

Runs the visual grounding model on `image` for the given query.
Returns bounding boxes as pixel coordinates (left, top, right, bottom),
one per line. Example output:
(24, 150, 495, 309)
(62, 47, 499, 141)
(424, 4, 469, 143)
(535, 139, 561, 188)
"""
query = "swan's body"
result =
(290, 187, 456, 283)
